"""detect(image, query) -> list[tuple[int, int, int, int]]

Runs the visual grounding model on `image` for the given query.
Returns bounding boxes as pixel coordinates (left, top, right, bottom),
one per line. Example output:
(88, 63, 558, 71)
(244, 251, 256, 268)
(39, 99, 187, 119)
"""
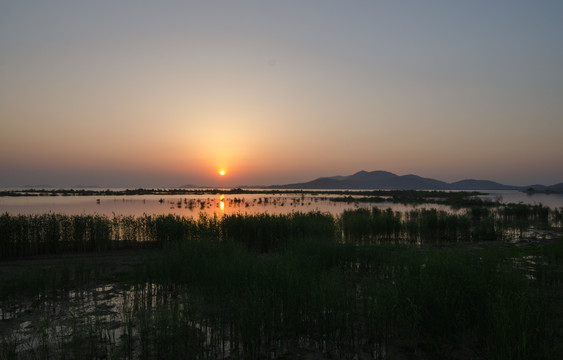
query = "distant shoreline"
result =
(0, 188, 485, 197)
(523, 188, 563, 195)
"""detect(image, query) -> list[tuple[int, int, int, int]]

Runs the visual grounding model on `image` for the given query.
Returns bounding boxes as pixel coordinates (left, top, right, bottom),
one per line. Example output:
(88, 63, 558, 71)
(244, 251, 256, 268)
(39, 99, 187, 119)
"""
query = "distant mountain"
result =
(269, 170, 542, 190)
(270, 170, 450, 190)
(447, 179, 520, 191)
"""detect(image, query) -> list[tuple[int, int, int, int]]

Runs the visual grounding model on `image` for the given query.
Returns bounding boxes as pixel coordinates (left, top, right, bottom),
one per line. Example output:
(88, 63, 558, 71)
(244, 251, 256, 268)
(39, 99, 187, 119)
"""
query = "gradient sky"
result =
(1, 0, 562, 187)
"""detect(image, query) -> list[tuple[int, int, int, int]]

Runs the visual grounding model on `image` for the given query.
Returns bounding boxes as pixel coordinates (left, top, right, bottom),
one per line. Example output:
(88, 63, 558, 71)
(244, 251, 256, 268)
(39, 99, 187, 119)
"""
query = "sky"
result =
(1, 0, 562, 188)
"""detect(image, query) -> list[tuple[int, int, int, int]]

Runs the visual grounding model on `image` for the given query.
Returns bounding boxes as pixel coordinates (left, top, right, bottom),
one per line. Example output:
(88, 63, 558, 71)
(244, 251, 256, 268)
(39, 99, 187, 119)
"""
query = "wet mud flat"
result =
(0, 249, 152, 359)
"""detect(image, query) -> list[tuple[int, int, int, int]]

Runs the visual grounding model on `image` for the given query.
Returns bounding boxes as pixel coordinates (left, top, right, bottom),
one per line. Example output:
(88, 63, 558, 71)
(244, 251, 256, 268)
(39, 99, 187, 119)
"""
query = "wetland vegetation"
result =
(1, 201, 560, 258)
(1, 190, 562, 359)
(0, 188, 486, 205)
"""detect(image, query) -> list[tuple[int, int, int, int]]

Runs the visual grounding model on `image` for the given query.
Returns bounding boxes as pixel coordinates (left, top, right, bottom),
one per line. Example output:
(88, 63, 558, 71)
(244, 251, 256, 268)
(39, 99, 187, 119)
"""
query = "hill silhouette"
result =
(269, 170, 538, 190)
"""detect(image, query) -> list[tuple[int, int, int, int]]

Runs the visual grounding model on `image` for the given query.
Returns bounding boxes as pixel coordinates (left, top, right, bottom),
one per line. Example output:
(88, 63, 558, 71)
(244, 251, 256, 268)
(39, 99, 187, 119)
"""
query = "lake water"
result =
(1, 190, 562, 217)
(0, 193, 443, 217)
(477, 190, 563, 209)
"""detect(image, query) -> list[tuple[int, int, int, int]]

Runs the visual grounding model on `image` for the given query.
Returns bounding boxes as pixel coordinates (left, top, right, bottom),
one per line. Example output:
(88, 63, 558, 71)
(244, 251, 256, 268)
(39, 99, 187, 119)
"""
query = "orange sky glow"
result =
(1, 1, 562, 188)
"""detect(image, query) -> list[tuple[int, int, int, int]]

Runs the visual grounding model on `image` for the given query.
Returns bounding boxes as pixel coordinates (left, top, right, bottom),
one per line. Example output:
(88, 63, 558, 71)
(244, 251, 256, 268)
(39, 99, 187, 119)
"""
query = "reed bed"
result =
(1, 203, 561, 259)
(1, 202, 561, 357)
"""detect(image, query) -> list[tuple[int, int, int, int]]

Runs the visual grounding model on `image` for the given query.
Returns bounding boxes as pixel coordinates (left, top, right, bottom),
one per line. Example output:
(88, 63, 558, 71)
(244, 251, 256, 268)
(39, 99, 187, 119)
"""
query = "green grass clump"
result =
(221, 212, 335, 252)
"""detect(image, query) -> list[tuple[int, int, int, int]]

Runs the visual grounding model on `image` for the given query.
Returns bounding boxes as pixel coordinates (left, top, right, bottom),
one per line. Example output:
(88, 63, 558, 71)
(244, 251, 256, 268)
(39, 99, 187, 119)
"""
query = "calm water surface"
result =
(478, 190, 563, 209)
(0, 193, 446, 216)
(1, 190, 561, 217)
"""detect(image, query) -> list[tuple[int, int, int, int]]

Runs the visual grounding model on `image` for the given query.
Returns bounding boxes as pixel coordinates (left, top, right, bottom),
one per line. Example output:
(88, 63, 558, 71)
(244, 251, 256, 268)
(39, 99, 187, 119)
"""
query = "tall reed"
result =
(1, 203, 559, 259)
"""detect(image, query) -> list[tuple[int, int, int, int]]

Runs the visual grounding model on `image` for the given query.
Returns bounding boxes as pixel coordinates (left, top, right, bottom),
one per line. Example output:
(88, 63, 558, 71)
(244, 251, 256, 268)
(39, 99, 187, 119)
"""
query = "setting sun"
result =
(219, 170, 226, 176)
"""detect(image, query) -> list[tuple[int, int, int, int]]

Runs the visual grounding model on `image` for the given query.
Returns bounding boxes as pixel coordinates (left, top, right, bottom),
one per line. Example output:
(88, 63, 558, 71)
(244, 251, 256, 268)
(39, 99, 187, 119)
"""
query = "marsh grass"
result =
(2, 202, 560, 259)
(1, 205, 562, 359)
(2, 236, 561, 359)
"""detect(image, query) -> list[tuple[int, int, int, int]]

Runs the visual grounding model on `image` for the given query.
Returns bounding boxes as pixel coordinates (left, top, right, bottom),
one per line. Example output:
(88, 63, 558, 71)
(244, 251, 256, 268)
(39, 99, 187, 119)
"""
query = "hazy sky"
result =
(1, 0, 562, 187)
